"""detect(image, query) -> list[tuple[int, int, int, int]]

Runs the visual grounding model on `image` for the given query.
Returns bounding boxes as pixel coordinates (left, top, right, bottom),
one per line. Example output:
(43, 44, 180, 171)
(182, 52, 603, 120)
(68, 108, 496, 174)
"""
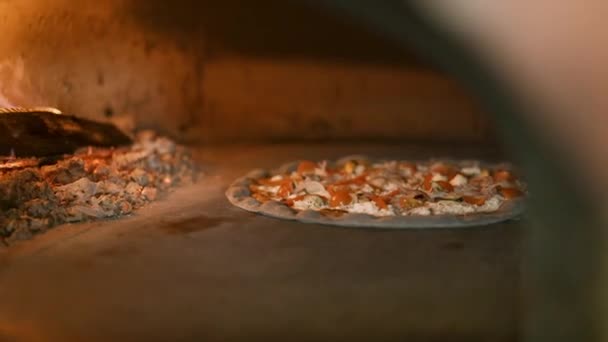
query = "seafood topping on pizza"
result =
(247, 158, 526, 217)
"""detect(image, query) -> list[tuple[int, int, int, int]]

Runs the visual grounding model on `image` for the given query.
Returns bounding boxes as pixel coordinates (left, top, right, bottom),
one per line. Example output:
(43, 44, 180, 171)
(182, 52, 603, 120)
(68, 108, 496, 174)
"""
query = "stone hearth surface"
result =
(0, 143, 522, 342)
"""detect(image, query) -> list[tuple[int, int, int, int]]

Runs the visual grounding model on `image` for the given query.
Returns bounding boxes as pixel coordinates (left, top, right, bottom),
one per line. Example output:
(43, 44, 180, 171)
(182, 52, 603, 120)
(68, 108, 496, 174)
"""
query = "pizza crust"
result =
(225, 158, 526, 229)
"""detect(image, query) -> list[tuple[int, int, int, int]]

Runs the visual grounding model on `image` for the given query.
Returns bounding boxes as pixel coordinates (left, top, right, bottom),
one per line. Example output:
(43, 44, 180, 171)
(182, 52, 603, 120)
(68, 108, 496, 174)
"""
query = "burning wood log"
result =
(0, 108, 132, 157)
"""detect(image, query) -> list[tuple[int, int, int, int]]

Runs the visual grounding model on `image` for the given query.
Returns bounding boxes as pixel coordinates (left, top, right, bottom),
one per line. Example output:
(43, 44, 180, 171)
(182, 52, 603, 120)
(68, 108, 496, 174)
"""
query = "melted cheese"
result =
(292, 195, 326, 211)
(384, 182, 400, 192)
(461, 166, 481, 176)
(258, 185, 280, 194)
(449, 174, 468, 187)
(429, 200, 476, 215)
(347, 201, 393, 216)
(477, 196, 502, 212)
(354, 164, 366, 176)
(431, 173, 448, 182)
(360, 184, 374, 193)
(408, 206, 432, 216)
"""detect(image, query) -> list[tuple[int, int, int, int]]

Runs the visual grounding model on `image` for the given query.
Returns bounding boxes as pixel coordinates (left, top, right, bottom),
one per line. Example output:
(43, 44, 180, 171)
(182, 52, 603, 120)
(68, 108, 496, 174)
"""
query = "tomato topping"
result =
(256, 178, 274, 186)
(422, 175, 453, 192)
(370, 196, 388, 210)
(325, 167, 338, 176)
(462, 195, 486, 206)
(431, 163, 458, 180)
(469, 175, 493, 188)
(326, 184, 346, 193)
(277, 180, 293, 197)
(329, 190, 353, 207)
(499, 187, 523, 199)
(334, 174, 367, 186)
(422, 173, 433, 191)
(252, 192, 271, 203)
(435, 181, 454, 192)
(382, 189, 401, 200)
(493, 170, 515, 182)
(350, 174, 368, 185)
(297, 160, 317, 174)
(257, 177, 285, 186)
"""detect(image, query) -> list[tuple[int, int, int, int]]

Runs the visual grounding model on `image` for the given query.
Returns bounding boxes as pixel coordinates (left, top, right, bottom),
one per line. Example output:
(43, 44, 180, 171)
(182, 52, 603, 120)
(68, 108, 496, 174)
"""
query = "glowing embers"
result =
(0, 131, 197, 246)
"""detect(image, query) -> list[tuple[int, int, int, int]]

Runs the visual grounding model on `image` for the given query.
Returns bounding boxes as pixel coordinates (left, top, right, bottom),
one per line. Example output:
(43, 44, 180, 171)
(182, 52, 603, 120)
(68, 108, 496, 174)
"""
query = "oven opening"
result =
(0, 1, 499, 247)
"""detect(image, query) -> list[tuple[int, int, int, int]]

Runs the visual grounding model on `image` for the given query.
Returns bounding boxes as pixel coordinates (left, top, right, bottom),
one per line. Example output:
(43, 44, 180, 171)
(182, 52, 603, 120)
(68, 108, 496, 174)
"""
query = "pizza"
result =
(226, 156, 526, 228)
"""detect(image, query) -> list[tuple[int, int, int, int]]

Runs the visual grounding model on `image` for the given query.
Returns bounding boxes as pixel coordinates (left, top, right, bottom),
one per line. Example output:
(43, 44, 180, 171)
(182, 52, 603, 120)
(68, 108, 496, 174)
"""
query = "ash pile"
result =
(0, 131, 197, 246)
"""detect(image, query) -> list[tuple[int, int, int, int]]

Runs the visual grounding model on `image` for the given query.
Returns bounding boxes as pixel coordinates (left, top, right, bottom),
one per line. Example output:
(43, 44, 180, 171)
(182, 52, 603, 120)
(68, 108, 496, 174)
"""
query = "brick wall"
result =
(0, 0, 494, 144)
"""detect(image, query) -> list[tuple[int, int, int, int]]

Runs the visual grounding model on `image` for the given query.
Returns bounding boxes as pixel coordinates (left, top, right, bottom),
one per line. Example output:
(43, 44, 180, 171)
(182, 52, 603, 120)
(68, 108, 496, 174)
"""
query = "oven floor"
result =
(0, 143, 522, 342)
